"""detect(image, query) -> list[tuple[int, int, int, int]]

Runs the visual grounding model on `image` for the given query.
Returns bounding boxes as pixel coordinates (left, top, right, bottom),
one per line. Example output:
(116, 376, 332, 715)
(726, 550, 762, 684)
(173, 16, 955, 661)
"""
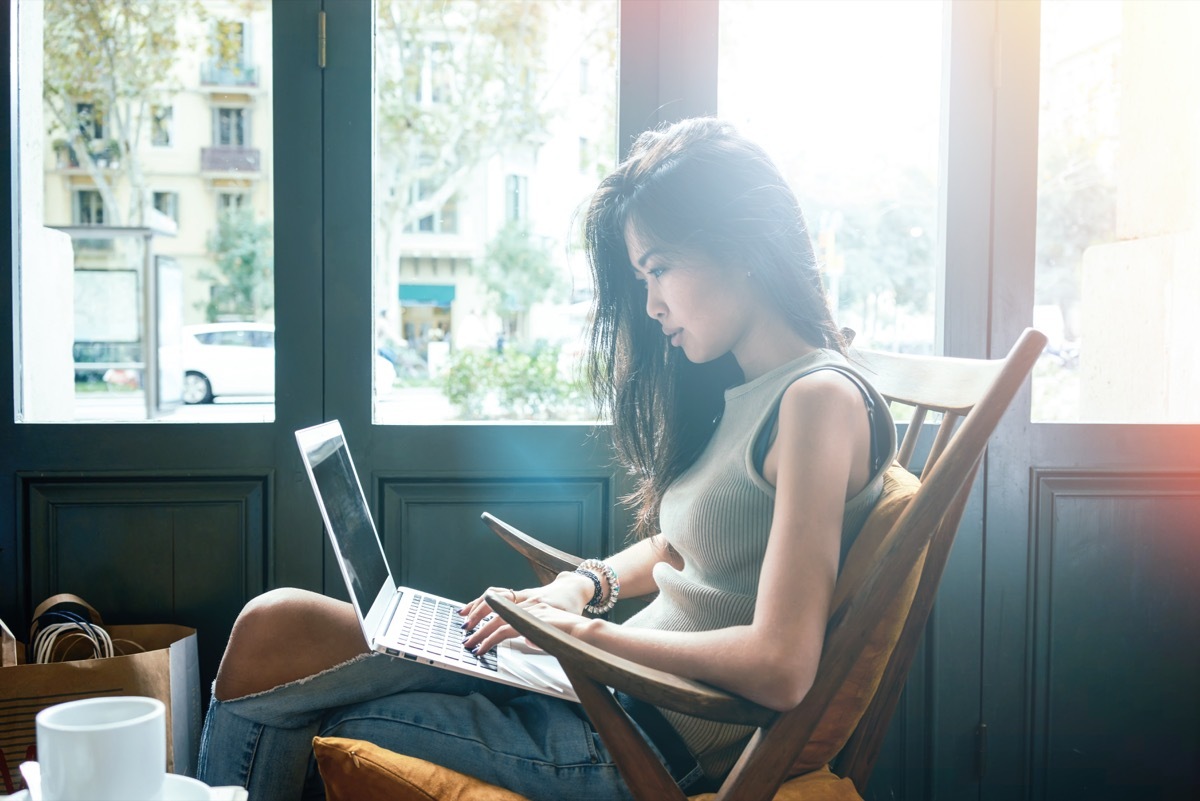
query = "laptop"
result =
(295, 420, 578, 701)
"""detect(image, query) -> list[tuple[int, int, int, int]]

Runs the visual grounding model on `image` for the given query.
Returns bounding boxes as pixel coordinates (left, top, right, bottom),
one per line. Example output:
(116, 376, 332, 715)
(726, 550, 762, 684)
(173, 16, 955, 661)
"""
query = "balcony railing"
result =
(200, 61, 259, 88)
(201, 146, 261, 174)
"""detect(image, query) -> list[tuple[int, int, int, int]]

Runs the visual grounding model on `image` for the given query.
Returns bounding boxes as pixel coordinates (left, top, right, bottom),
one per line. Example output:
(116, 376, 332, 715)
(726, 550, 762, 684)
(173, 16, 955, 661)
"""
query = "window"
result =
(152, 192, 179, 223)
(75, 102, 104, 140)
(15, 0, 276, 423)
(718, 0, 942, 353)
(406, 179, 459, 234)
(373, 0, 619, 423)
(214, 108, 247, 147)
(400, 41, 454, 105)
(217, 192, 250, 212)
(74, 190, 105, 225)
(72, 190, 112, 251)
(1031, 0, 1200, 422)
(505, 175, 528, 222)
(151, 105, 173, 147)
(214, 20, 248, 69)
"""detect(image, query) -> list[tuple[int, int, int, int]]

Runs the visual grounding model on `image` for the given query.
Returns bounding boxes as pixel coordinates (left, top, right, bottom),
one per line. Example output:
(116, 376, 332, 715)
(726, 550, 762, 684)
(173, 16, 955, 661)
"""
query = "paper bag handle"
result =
(1, 615, 17, 667)
(31, 593, 105, 628)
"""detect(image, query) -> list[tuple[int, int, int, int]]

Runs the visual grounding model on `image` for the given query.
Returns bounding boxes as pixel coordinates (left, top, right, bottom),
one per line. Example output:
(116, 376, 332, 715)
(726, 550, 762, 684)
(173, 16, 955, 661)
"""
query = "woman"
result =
(197, 117, 895, 800)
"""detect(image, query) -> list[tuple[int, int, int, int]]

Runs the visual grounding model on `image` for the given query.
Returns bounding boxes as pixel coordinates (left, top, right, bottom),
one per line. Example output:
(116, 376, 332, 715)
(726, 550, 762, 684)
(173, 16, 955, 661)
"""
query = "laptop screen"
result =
(305, 433, 391, 618)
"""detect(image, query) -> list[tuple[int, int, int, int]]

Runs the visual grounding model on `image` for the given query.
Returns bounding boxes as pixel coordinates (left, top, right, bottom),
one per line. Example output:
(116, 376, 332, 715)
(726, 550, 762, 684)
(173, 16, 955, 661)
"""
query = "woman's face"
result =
(624, 222, 760, 365)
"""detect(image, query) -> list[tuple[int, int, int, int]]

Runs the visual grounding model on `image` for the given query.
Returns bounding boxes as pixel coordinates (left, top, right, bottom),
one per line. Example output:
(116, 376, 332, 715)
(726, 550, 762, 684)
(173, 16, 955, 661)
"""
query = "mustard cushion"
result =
(313, 736, 528, 801)
(313, 736, 861, 801)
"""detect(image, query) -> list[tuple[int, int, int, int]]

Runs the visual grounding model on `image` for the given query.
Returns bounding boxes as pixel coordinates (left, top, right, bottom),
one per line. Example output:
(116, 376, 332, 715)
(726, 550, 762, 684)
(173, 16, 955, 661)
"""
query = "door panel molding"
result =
(365, 476, 607, 603)
(1026, 469, 1200, 799)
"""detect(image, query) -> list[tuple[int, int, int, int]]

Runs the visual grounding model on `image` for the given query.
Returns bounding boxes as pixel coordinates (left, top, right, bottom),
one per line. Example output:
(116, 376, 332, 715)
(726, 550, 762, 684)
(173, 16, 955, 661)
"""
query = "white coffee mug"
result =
(35, 695, 166, 801)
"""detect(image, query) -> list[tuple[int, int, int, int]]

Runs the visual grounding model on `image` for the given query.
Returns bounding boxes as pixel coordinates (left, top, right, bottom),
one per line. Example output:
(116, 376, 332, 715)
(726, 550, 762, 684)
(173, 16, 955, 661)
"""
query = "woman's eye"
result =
(648, 267, 665, 278)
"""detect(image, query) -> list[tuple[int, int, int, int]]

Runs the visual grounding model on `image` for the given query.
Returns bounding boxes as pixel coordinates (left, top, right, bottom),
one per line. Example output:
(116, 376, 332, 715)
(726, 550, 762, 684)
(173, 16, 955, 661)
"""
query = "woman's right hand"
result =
(456, 570, 595, 635)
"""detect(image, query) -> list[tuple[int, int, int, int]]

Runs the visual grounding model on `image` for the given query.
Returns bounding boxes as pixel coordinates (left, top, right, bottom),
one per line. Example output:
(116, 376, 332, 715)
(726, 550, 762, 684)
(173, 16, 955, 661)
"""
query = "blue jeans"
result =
(196, 652, 702, 801)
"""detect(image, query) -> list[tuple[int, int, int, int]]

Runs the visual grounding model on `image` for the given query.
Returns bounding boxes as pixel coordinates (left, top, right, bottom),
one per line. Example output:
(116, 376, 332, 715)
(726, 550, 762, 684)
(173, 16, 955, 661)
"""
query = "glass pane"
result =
(1032, 0, 1200, 423)
(14, 0, 274, 422)
(372, 0, 618, 424)
(718, 0, 943, 354)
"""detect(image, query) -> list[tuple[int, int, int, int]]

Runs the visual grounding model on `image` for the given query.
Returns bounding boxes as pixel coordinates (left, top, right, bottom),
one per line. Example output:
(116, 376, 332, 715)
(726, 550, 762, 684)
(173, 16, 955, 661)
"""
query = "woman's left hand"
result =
(461, 598, 592, 656)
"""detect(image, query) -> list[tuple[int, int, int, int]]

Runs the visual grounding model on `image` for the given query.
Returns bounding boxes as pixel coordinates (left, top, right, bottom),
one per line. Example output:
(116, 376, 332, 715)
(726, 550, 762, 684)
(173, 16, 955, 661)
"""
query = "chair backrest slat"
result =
(895, 406, 927, 468)
(921, 412, 961, 480)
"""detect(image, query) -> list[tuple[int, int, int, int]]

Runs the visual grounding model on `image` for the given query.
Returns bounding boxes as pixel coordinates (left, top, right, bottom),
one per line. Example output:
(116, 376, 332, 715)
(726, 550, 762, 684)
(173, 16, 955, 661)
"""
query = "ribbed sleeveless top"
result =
(624, 348, 897, 779)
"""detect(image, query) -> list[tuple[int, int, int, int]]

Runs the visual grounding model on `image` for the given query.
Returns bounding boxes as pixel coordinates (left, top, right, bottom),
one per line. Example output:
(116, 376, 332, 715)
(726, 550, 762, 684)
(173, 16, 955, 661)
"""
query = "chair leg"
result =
(561, 665, 687, 801)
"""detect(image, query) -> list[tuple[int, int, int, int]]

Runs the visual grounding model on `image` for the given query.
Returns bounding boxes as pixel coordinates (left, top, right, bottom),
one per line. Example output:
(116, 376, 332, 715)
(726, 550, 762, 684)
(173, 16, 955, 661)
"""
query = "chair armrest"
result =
(481, 512, 581, 585)
(486, 592, 776, 728)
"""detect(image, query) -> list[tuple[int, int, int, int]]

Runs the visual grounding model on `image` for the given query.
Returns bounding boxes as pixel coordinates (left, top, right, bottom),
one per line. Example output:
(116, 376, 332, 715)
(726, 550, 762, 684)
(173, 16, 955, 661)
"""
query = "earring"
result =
(746, 270, 753, 279)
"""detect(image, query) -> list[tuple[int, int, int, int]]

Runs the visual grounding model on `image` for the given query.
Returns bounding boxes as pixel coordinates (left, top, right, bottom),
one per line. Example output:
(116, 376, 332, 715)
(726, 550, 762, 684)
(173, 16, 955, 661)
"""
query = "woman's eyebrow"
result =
(636, 247, 663, 268)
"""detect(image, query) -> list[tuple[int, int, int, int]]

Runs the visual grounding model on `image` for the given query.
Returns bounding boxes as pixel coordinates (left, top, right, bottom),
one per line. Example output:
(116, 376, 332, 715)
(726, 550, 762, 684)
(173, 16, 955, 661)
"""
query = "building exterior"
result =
(42, 0, 275, 328)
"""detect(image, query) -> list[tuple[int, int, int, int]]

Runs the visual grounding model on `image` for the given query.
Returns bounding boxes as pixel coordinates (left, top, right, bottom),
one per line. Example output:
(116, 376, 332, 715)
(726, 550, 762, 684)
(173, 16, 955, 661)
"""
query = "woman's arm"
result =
(466, 372, 870, 712)
(460, 532, 682, 626)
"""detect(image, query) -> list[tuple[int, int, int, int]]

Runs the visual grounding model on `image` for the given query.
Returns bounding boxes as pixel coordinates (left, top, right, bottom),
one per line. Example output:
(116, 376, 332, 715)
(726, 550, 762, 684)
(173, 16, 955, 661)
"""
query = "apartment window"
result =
(217, 192, 250, 212)
(401, 41, 454, 105)
(150, 106, 173, 147)
(579, 57, 590, 95)
(403, 170, 459, 234)
(214, 20, 248, 68)
(411, 190, 458, 234)
(214, 108, 247, 147)
(505, 175, 528, 222)
(75, 102, 104, 140)
(74, 189, 106, 225)
(152, 191, 179, 223)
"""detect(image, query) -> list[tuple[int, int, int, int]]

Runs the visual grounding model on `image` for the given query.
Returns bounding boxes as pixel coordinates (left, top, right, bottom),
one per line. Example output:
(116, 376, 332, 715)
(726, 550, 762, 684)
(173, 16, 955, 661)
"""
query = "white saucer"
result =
(7, 771, 247, 801)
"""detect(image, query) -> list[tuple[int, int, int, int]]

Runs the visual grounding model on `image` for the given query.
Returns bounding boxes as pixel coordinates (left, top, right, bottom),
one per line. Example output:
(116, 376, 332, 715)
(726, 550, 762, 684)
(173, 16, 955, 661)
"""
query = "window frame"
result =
(213, 106, 248, 148)
(150, 105, 173, 148)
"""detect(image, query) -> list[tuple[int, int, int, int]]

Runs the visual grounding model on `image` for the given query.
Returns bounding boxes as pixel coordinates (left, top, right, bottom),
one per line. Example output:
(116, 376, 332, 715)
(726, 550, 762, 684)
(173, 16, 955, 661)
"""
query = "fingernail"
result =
(470, 645, 480, 654)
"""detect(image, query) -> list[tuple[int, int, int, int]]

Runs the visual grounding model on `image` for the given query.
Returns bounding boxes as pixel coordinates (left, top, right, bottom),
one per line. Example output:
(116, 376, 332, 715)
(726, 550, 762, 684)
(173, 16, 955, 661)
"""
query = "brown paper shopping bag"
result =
(0, 594, 201, 795)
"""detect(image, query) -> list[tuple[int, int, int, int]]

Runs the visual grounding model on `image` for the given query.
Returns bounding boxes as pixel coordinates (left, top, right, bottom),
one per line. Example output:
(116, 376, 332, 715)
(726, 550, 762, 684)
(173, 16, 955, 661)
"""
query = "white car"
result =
(180, 322, 395, 404)
(181, 322, 275, 404)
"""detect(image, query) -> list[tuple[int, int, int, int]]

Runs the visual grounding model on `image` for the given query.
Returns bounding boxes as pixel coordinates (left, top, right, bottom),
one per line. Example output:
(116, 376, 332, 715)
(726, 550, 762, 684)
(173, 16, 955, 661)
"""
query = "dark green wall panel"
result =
(23, 475, 269, 698)
(1029, 471, 1200, 800)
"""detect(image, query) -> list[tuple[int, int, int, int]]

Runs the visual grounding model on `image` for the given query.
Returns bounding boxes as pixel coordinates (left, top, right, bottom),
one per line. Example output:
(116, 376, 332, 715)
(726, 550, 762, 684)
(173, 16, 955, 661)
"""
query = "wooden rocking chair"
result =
(313, 328, 1047, 801)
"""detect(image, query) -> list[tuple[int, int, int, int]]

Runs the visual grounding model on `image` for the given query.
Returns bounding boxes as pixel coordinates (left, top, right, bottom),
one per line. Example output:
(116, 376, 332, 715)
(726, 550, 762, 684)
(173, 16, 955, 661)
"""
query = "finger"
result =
(461, 599, 495, 631)
(462, 612, 503, 651)
(463, 587, 511, 628)
(469, 622, 518, 655)
(457, 592, 490, 618)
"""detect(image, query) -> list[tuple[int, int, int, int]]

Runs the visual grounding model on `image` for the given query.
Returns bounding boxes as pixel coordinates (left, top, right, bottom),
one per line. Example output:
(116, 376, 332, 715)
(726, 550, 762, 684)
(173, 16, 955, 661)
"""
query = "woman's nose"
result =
(645, 285, 666, 319)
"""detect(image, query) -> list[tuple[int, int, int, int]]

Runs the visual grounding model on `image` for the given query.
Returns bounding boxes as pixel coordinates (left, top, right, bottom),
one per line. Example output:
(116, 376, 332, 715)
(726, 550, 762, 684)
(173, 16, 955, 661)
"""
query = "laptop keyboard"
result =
(394, 594, 498, 671)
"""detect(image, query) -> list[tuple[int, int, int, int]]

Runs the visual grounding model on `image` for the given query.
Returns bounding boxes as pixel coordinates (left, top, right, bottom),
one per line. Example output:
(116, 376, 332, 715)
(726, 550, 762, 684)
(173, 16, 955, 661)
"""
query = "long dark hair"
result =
(584, 118, 845, 537)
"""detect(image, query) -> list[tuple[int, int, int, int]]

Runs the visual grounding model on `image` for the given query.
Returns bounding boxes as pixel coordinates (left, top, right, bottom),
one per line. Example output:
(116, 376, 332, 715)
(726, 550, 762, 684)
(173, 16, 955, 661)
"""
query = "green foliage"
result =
(827, 167, 936, 326)
(201, 207, 274, 322)
(441, 342, 591, 420)
(479, 221, 565, 322)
